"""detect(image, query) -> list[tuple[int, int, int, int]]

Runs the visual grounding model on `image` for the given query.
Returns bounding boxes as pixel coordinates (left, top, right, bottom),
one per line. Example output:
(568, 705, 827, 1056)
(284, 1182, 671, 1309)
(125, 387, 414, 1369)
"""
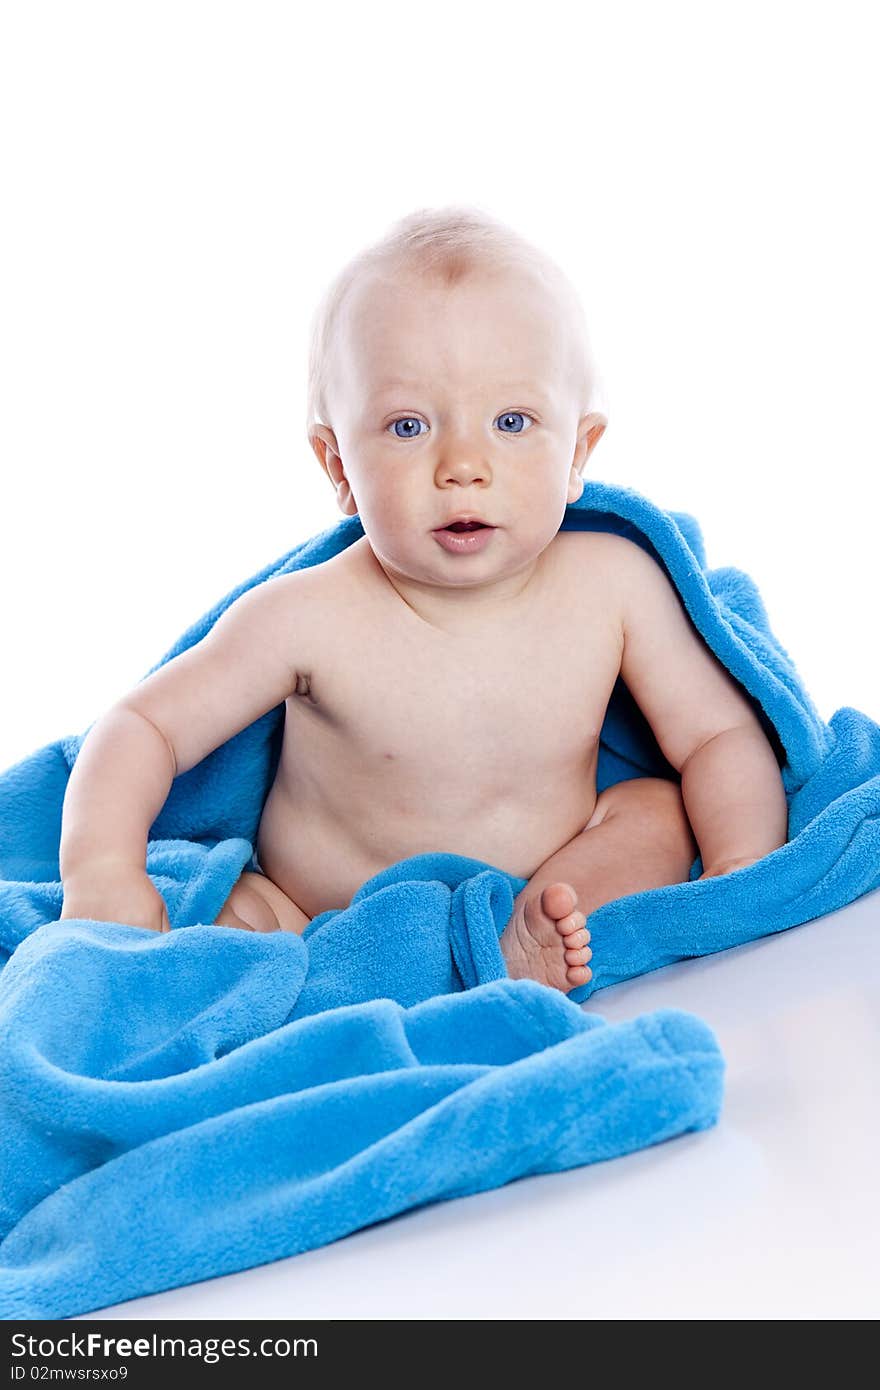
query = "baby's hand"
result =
(60, 864, 172, 933)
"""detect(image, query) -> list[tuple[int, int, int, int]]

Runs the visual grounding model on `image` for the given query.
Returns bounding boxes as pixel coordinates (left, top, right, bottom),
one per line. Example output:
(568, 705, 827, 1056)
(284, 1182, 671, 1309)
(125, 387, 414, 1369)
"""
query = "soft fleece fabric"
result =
(1, 480, 877, 1317)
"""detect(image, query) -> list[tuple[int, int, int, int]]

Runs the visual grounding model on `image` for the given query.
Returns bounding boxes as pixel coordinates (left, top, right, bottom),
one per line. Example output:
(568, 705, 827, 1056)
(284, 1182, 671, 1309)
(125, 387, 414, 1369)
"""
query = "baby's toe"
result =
(561, 923, 589, 948)
(566, 963, 592, 987)
(565, 944, 592, 966)
(555, 909, 587, 939)
(565, 938, 591, 959)
(540, 882, 578, 921)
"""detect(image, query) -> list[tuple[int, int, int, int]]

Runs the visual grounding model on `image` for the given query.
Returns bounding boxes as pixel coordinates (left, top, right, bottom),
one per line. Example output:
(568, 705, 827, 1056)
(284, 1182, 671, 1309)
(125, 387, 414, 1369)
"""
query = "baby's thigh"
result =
(215, 870, 311, 935)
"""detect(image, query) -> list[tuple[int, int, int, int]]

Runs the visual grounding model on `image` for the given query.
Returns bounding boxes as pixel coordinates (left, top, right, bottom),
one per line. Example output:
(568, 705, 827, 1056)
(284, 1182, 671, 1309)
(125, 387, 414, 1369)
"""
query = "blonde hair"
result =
(305, 203, 601, 434)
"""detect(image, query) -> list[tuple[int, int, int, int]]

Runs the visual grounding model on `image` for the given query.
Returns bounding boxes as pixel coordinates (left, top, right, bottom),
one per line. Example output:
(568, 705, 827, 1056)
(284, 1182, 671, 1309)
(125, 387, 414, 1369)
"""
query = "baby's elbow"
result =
(676, 719, 760, 777)
(117, 700, 179, 780)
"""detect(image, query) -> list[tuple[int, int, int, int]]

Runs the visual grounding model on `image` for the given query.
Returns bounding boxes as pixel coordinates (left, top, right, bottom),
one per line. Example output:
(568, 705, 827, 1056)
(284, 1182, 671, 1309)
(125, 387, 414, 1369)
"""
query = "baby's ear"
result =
(308, 423, 337, 476)
(580, 411, 607, 461)
(309, 425, 358, 516)
(567, 411, 606, 500)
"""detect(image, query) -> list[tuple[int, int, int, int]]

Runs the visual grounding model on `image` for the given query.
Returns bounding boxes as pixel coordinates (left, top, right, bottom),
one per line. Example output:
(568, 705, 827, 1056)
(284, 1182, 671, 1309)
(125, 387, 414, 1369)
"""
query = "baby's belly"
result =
(255, 770, 599, 920)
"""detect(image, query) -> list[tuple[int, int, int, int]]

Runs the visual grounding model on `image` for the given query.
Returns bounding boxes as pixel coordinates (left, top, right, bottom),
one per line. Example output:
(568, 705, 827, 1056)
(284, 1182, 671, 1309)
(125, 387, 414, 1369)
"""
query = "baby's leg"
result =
(501, 776, 697, 993)
(214, 870, 312, 935)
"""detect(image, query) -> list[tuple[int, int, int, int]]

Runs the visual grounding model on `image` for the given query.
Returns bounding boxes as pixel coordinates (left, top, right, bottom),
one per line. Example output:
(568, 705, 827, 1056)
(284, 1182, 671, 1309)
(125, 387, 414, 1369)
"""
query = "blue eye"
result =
(495, 412, 532, 434)
(387, 412, 534, 438)
(388, 417, 427, 439)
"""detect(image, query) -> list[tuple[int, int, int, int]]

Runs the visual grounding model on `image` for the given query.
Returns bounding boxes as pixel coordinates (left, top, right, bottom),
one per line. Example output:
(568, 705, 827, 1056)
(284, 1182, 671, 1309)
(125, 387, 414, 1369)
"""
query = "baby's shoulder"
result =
(265, 537, 378, 629)
(554, 526, 659, 580)
(270, 536, 368, 597)
(553, 528, 674, 618)
(240, 545, 360, 643)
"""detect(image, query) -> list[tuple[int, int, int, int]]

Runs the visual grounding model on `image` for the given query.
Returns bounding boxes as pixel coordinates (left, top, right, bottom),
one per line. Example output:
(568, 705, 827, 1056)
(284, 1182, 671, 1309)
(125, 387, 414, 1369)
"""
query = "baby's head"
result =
(306, 206, 607, 590)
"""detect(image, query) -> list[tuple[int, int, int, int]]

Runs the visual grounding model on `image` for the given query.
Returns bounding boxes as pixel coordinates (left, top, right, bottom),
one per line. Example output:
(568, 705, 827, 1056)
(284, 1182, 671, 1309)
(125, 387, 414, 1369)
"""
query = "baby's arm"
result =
(498, 537, 787, 989)
(60, 575, 305, 930)
(616, 539, 788, 875)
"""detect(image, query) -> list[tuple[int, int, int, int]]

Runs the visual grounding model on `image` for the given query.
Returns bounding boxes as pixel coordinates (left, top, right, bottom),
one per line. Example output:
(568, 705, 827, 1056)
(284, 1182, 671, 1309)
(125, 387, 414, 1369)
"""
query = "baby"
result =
(59, 206, 789, 993)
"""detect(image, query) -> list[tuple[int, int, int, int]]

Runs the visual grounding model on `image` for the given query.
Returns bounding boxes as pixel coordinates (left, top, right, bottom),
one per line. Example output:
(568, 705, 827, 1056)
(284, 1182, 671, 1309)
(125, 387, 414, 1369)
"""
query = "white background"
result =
(1, 0, 877, 773)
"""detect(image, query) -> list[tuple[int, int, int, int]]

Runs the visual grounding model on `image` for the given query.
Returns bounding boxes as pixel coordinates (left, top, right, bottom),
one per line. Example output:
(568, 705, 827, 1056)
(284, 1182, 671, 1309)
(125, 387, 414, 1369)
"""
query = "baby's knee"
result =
(589, 776, 690, 836)
(624, 777, 695, 859)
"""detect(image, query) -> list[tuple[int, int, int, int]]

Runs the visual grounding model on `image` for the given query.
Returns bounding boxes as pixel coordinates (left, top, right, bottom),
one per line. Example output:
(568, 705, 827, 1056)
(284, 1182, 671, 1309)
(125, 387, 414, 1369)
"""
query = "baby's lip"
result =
(433, 516, 493, 530)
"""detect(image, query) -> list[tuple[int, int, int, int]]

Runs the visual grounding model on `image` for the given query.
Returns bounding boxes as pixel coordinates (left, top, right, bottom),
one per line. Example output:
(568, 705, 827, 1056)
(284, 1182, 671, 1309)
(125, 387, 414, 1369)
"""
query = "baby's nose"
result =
(435, 453, 491, 486)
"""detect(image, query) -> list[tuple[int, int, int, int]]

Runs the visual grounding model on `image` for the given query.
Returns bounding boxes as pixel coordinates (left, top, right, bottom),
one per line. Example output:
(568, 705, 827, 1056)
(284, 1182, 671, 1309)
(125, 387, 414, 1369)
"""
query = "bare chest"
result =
(281, 535, 624, 809)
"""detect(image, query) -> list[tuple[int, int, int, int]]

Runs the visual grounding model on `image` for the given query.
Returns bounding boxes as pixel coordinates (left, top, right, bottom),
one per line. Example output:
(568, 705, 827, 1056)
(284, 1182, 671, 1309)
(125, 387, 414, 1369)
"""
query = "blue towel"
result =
(1, 479, 877, 1318)
(0, 921, 722, 1319)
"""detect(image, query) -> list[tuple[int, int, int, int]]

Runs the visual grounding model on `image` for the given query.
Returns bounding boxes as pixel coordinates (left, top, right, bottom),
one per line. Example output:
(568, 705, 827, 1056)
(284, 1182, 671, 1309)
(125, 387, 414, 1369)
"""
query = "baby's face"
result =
(310, 263, 604, 593)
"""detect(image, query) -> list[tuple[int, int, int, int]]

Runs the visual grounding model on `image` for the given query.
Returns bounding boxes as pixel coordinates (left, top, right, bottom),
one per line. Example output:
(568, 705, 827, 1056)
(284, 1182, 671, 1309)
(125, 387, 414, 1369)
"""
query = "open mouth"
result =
(432, 521, 496, 554)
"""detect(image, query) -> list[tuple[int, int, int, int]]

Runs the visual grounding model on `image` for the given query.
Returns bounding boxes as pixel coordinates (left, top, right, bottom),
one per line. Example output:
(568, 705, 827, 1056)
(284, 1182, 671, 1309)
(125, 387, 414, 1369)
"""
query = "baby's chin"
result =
(381, 536, 558, 596)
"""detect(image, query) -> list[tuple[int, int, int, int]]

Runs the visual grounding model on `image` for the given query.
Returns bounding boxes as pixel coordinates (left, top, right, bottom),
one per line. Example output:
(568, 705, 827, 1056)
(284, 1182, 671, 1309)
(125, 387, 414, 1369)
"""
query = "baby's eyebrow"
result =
(370, 379, 424, 395)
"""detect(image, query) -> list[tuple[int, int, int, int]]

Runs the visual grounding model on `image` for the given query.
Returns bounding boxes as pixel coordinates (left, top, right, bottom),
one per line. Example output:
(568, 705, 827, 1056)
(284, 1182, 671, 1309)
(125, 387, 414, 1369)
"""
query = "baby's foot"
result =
(500, 882, 592, 993)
